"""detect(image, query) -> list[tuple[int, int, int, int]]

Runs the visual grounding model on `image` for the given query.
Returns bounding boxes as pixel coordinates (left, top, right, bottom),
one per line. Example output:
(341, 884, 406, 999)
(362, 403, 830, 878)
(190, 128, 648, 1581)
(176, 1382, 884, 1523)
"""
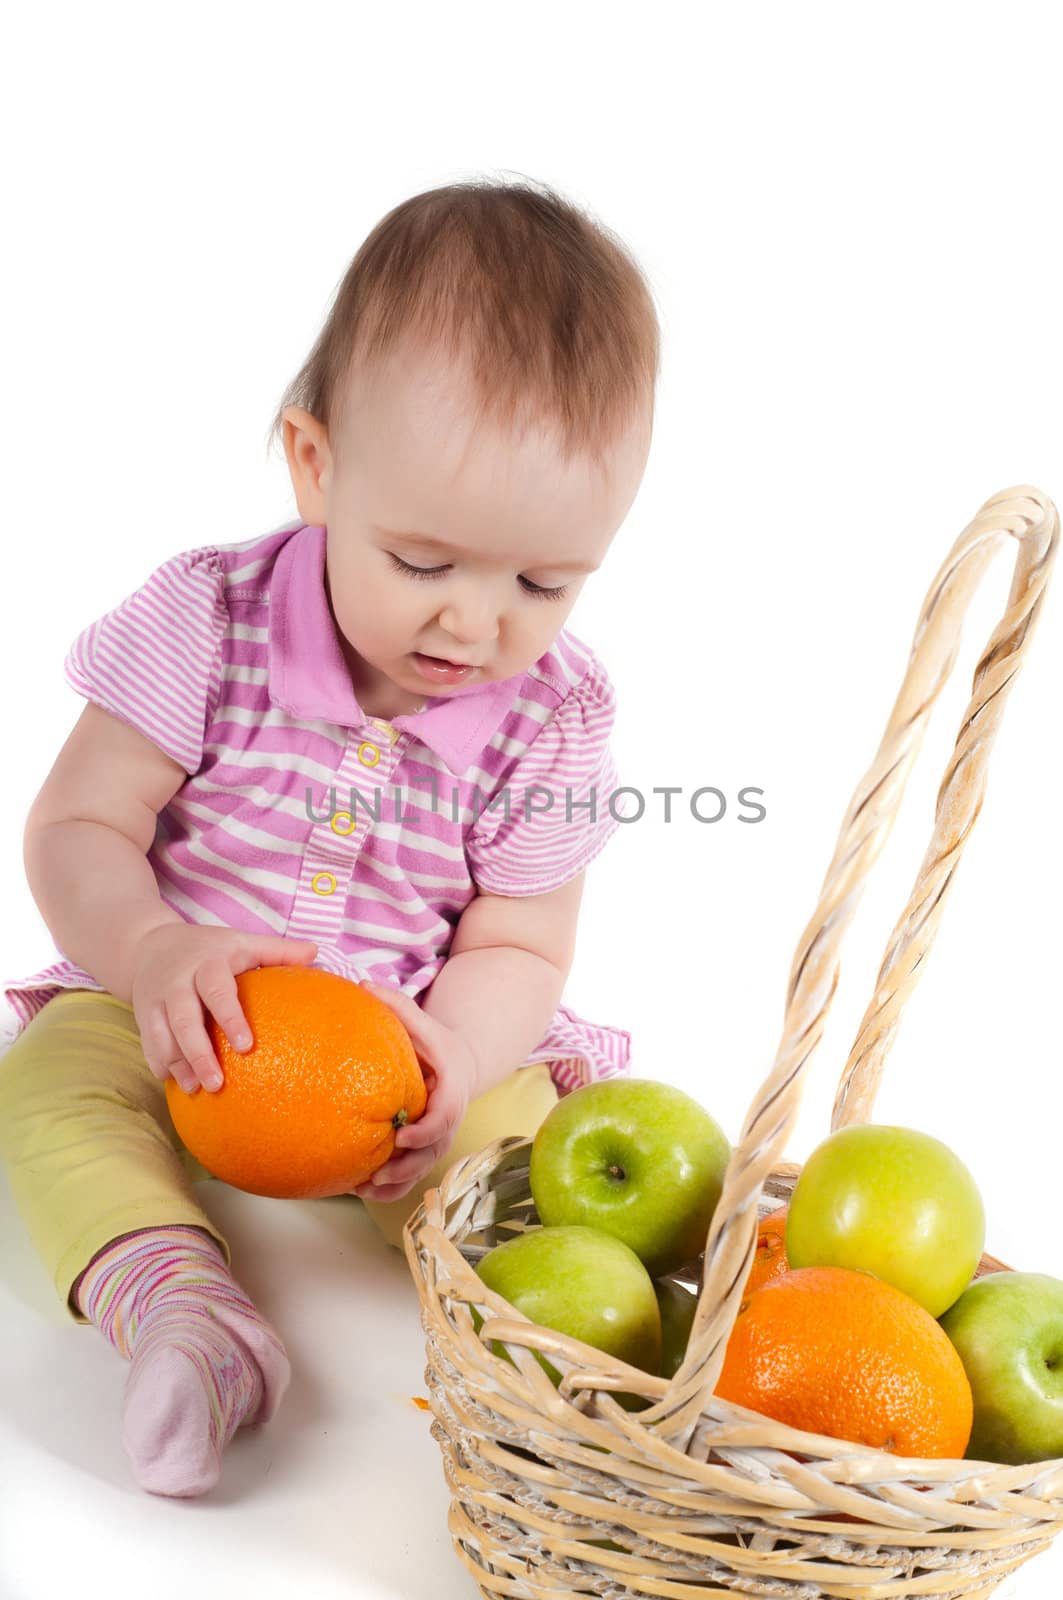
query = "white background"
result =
(2, 3, 1062, 1596)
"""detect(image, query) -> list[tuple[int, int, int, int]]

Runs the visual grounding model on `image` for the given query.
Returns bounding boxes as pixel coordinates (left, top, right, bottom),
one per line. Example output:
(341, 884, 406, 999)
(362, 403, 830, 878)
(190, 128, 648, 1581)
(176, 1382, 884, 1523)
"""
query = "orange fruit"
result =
(165, 967, 427, 1199)
(714, 1265, 973, 1458)
(745, 1205, 790, 1293)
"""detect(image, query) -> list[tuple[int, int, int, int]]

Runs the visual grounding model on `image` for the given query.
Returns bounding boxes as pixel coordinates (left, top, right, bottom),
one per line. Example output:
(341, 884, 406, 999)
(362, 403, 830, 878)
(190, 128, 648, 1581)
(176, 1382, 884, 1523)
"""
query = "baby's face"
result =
(283, 335, 651, 720)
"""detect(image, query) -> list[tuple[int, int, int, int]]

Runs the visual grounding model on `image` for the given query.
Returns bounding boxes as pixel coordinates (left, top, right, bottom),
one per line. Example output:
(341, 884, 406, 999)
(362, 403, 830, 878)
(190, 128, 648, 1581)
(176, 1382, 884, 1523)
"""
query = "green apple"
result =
(655, 1276, 699, 1379)
(528, 1078, 732, 1278)
(939, 1272, 1063, 1464)
(786, 1124, 985, 1318)
(473, 1224, 661, 1386)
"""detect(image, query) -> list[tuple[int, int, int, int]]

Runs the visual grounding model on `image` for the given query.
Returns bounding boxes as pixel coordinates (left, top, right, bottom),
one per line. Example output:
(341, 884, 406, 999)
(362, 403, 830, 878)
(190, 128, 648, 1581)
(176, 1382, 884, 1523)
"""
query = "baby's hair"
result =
(265, 172, 661, 471)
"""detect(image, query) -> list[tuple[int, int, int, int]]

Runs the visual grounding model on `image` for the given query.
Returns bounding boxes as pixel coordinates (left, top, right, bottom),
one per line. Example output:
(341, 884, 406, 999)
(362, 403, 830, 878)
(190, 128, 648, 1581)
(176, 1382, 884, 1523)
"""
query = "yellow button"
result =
(331, 811, 354, 836)
(358, 742, 381, 767)
(370, 718, 401, 744)
(311, 871, 336, 895)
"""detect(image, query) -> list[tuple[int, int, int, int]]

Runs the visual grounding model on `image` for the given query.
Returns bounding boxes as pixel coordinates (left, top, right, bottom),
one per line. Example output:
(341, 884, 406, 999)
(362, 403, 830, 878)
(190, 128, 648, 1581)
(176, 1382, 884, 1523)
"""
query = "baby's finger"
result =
(396, 1078, 463, 1150)
(394, 1109, 443, 1149)
(361, 1176, 417, 1204)
(141, 1007, 200, 1094)
(248, 937, 319, 967)
(363, 1159, 434, 1203)
(369, 1146, 438, 1189)
(361, 982, 440, 1054)
(159, 1049, 201, 1095)
(194, 962, 254, 1053)
(349, 1160, 413, 1200)
(165, 994, 224, 1091)
(355, 1159, 401, 1195)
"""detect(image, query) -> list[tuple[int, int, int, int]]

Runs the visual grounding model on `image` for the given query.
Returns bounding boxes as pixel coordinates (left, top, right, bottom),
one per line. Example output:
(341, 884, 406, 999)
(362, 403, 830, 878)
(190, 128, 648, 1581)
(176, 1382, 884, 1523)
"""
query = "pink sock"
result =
(73, 1224, 291, 1497)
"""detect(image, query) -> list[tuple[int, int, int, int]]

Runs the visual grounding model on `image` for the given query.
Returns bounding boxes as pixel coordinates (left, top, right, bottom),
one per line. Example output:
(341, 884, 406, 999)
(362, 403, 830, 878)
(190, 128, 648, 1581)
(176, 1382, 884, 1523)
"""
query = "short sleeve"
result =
(466, 655, 629, 896)
(62, 545, 228, 775)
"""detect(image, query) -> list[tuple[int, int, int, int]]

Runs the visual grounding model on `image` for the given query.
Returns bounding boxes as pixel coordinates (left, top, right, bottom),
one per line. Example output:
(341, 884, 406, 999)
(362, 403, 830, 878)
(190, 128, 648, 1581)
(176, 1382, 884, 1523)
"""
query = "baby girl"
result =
(0, 175, 658, 1498)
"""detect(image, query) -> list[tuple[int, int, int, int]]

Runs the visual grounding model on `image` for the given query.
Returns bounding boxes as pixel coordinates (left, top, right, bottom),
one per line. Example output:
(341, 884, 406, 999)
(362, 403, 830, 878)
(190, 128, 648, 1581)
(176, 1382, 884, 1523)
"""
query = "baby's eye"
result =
(388, 553, 448, 580)
(518, 576, 570, 601)
(386, 552, 569, 601)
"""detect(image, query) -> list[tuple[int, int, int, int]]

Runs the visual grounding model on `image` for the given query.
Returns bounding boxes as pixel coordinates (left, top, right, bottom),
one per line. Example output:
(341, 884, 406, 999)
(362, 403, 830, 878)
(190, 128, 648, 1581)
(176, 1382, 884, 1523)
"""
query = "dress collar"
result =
(266, 523, 526, 776)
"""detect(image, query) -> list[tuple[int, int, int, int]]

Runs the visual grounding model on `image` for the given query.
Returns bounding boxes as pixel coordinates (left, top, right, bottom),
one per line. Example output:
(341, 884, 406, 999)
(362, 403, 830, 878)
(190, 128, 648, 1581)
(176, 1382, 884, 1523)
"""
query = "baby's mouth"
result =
(411, 652, 481, 683)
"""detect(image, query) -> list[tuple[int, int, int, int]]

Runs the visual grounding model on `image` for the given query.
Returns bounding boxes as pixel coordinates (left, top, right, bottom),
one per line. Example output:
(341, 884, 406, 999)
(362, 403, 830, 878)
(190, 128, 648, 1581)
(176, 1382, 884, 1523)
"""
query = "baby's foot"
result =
(75, 1224, 290, 1496)
(121, 1302, 288, 1496)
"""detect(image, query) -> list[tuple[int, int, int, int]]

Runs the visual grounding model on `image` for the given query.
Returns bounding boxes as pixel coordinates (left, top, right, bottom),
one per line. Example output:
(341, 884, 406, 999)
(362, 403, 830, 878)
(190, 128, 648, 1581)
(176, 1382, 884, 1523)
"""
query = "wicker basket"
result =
(404, 484, 1062, 1599)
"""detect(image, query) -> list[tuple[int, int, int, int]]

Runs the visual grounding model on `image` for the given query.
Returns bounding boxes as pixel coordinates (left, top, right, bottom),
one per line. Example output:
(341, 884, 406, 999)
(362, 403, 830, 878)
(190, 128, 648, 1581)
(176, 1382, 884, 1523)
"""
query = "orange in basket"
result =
(715, 1265, 974, 1459)
(744, 1205, 791, 1293)
(165, 966, 426, 1199)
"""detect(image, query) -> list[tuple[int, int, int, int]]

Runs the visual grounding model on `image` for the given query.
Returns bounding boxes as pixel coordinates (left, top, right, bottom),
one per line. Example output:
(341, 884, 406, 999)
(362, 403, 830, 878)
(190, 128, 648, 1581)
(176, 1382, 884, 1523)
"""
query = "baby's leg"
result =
(0, 990, 290, 1497)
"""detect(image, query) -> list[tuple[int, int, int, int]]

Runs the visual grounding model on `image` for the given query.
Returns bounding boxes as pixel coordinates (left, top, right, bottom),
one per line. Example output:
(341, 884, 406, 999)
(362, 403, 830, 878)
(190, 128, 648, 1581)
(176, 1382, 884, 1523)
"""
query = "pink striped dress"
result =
(2, 520, 632, 1092)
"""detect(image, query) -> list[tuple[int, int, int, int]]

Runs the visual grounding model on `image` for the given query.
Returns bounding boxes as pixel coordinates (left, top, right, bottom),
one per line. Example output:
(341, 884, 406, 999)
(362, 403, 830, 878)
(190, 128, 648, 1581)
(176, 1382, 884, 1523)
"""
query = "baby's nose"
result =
(439, 593, 500, 646)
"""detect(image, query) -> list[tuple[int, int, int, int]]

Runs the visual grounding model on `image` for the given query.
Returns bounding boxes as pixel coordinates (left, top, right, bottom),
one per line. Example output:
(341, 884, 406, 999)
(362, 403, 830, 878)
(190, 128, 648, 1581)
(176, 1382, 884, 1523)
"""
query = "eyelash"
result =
(386, 551, 570, 601)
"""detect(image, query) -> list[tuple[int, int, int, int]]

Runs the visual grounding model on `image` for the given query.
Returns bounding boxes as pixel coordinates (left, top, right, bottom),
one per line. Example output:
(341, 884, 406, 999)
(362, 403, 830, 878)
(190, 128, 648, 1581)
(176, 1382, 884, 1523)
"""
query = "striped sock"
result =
(74, 1224, 291, 1497)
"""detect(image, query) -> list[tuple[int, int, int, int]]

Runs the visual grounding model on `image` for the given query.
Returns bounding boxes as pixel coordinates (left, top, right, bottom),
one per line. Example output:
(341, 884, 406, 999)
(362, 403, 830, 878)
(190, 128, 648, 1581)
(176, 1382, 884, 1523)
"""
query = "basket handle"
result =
(639, 485, 1059, 1451)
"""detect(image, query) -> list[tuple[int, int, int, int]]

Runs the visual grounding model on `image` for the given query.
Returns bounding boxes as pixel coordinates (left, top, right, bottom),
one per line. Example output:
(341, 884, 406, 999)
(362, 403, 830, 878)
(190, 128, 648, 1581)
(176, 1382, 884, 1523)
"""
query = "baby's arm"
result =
(353, 871, 585, 1201)
(421, 868, 586, 1097)
(23, 702, 189, 1002)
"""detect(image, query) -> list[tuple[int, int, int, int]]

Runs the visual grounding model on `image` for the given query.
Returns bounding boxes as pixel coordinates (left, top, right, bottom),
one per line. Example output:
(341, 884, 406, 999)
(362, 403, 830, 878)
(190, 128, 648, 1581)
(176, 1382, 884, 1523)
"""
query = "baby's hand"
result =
(350, 983, 479, 1204)
(131, 925, 318, 1096)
